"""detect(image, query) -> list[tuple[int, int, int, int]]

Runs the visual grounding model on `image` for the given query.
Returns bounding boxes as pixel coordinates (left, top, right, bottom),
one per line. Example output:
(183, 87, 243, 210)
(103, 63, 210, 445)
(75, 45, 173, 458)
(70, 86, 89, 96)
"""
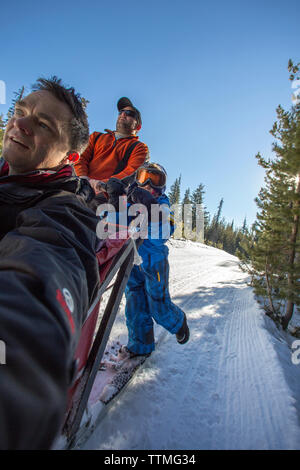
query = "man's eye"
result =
(14, 108, 24, 116)
(39, 121, 49, 129)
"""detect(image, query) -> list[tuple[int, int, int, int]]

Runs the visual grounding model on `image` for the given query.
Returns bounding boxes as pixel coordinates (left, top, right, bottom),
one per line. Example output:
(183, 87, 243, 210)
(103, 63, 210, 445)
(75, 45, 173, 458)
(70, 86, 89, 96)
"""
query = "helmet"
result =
(136, 163, 167, 193)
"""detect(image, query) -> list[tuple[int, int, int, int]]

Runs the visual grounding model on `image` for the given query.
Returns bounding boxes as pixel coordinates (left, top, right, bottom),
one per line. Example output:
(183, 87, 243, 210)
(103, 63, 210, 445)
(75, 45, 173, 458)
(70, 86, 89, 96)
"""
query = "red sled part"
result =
(62, 230, 141, 445)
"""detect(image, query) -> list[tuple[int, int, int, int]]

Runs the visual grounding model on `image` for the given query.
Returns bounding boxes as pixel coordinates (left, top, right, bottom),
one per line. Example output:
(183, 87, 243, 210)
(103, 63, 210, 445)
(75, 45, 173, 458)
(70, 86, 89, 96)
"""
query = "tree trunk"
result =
(265, 258, 276, 316)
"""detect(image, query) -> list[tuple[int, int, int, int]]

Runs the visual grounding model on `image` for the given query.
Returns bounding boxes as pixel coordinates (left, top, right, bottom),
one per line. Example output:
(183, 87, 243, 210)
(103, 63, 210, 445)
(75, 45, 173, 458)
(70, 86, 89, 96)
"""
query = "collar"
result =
(105, 129, 139, 140)
(0, 161, 74, 185)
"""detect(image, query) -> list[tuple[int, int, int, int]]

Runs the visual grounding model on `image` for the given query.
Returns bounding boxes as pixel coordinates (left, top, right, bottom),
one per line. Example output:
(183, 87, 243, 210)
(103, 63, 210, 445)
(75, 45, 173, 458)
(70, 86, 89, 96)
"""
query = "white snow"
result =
(80, 240, 300, 450)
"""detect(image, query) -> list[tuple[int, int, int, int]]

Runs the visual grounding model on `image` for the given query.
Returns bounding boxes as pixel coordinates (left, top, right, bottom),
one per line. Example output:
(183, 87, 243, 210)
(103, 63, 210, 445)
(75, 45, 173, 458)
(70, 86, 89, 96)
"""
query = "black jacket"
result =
(0, 164, 100, 449)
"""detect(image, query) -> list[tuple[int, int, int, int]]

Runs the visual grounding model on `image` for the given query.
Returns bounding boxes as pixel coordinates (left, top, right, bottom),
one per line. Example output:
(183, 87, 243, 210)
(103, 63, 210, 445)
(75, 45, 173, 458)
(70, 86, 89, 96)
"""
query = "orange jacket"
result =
(74, 130, 149, 182)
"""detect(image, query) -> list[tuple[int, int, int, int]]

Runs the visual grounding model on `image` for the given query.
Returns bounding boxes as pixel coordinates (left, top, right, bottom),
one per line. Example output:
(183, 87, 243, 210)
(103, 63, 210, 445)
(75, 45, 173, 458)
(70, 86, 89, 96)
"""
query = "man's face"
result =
(116, 106, 138, 134)
(2, 90, 72, 174)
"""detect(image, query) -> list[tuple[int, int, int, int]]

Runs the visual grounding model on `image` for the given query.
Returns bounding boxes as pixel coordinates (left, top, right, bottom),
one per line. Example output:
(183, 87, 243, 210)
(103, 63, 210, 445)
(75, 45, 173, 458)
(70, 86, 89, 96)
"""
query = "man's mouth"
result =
(10, 137, 29, 149)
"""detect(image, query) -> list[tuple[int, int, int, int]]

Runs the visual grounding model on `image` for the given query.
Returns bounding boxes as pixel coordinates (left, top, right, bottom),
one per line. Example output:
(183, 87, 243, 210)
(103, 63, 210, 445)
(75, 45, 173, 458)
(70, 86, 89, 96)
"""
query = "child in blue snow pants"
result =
(108, 162, 190, 356)
(125, 256, 185, 355)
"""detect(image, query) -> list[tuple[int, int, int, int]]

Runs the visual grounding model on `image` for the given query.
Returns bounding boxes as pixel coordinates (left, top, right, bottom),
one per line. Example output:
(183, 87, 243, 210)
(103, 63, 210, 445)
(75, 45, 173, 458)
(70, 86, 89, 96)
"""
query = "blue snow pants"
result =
(125, 257, 185, 355)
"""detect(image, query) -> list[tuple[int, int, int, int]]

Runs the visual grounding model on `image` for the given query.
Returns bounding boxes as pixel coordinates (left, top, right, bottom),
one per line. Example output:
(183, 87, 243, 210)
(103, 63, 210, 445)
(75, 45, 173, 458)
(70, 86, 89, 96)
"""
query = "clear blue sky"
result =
(1, 0, 299, 227)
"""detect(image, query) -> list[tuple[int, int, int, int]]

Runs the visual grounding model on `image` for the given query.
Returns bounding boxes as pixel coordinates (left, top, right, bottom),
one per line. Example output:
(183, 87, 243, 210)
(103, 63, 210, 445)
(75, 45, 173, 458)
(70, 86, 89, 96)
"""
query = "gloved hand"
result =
(78, 177, 95, 202)
(106, 178, 127, 211)
(129, 186, 158, 211)
(127, 182, 138, 200)
(106, 177, 127, 197)
(96, 180, 107, 192)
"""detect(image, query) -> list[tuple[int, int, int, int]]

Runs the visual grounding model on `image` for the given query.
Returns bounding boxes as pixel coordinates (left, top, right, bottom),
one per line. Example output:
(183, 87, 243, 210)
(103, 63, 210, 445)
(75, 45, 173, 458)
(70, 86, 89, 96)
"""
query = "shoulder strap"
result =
(90, 132, 103, 162)
(94, 132, 103, 146)
(112, 141, 140, 176)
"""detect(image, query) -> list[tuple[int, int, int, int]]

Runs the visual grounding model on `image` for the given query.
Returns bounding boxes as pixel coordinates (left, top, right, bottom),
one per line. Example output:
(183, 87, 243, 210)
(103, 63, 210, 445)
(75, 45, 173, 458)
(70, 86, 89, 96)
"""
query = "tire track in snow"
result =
(144, 257, 241, 449)
(213, 286, 300, 449)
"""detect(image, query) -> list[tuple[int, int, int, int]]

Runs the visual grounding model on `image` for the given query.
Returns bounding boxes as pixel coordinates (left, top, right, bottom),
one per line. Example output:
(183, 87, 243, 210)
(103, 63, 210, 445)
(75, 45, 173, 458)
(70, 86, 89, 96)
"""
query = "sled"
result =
(59, 228, 141, 448)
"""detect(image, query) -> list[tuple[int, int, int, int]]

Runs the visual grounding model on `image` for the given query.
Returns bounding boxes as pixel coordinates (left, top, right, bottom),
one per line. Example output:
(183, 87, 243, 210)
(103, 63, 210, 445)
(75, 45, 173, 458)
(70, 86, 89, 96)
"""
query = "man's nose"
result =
(15, 116, 33, 136)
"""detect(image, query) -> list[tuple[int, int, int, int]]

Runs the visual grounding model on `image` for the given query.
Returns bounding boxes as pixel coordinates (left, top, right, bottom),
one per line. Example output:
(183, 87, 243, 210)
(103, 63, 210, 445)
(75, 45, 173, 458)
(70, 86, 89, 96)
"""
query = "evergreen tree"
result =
(167, 175, 182, 239)
(215, 198, 224, 225)
(209, 197, 224, 244)
(242, 217, 248, 234)
(182, 188, 193, 239)
(182, 188, 192, 205)
(242, 60, 300, 328)
(191, 183, 210, 235)
(168, 175, 181, 205)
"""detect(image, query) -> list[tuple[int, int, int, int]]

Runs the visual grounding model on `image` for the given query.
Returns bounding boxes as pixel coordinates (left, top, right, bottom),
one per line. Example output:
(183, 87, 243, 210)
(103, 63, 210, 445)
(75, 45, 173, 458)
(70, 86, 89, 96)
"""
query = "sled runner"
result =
(60, 228, 141, 448)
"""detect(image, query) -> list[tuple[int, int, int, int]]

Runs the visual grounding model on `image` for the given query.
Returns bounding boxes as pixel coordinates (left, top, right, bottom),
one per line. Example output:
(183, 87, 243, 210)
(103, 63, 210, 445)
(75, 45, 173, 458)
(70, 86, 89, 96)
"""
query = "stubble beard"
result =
(116, 118, 135, 135)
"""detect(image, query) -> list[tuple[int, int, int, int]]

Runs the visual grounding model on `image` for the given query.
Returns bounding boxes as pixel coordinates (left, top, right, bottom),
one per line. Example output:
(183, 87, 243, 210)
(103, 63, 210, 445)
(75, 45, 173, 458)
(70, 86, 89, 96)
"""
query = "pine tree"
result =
(167, 175, 182, 239)
(191, 183, 210, 236)
(209, 198, 224, 244)
(168, 175, 181, 205)
(242, 217, 248, 234)
(182, 188, 191, 205)
(244, 60, 300, 328)
(182, 188, 193, 239)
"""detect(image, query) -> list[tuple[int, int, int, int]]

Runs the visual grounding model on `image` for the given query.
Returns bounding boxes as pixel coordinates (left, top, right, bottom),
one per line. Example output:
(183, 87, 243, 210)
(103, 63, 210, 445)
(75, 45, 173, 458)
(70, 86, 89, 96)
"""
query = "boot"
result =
(176, 314, 190, 344)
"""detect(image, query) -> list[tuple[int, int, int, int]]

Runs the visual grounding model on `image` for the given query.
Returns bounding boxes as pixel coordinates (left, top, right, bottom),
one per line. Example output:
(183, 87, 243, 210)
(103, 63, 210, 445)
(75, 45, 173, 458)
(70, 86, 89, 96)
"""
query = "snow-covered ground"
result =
(81, 240, 300, 450)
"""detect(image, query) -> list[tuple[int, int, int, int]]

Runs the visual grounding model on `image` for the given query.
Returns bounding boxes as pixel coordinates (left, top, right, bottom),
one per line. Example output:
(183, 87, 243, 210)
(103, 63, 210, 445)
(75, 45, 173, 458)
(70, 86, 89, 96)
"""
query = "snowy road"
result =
(82, 240, 300, 450)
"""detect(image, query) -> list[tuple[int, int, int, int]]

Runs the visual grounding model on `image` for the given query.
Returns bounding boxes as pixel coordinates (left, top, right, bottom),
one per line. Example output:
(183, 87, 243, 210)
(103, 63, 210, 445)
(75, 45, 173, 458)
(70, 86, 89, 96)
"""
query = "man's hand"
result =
(129, 187, 158, 210)
(106, 177, 127, 197)
(86, 178, 106, 194)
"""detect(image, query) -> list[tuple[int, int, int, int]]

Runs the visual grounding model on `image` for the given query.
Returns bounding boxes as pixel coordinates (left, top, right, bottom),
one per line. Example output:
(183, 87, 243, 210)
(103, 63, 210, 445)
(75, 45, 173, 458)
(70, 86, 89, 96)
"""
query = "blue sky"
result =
(1, 0, 299, 227)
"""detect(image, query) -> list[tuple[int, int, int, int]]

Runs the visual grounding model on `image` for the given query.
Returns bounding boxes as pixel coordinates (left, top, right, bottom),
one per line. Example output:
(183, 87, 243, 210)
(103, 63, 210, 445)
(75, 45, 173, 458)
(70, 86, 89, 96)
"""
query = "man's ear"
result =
(66, 152, 80, 163)
(136, 123, 142, 131)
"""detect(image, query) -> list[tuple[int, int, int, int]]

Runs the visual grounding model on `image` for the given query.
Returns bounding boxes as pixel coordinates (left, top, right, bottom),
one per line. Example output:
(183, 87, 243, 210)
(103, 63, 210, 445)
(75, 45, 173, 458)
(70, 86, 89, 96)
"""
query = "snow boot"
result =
(176, 314, 190, 344)
(118, 345, 151, 360)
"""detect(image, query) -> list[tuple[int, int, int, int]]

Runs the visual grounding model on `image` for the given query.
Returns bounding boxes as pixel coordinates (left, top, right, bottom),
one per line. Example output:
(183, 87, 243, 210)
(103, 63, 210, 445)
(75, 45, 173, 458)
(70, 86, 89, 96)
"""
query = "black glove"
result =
(78, 177, 95, 203)
(106, 177, 127, 197)
(105, 178, 127, 211)
(127, 181, 138, 200)
(129, 187, 158, 211)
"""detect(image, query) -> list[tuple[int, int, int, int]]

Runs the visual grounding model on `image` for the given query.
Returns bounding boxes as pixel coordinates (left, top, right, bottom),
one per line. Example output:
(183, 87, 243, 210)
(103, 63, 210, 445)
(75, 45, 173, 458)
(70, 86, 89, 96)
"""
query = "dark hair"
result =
(31, 76, 90, 153)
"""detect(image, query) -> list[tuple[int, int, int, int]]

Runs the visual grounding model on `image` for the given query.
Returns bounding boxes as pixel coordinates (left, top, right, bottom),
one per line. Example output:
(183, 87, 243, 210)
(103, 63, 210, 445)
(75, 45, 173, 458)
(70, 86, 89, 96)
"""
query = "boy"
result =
(107, 163, 190, 358)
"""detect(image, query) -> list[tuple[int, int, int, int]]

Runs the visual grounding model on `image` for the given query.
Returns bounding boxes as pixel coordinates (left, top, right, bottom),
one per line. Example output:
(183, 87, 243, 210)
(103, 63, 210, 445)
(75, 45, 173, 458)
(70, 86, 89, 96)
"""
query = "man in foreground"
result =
(0, 77, 100, 449)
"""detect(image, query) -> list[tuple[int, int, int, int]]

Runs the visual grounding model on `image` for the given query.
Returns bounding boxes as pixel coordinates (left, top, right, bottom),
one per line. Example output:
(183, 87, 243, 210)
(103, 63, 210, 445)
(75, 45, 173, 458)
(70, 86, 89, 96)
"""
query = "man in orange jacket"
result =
(74, 97, 149, 206)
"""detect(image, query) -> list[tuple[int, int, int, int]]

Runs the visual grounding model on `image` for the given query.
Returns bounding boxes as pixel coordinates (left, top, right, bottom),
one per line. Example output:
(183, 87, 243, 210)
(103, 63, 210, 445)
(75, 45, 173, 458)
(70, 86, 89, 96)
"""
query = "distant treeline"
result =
(167, 175, 250, 256)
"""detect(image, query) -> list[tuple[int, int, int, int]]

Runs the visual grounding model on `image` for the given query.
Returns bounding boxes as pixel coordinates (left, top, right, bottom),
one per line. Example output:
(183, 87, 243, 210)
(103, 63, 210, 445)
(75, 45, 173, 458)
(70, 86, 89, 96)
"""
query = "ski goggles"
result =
(118, 109, 138, 119)
(136, 167, 166, 189)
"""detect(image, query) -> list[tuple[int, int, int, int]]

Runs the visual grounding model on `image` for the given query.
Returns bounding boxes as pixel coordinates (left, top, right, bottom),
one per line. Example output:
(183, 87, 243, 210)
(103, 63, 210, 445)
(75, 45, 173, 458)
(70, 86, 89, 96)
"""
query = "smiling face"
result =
(2, 90, 73, 174)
